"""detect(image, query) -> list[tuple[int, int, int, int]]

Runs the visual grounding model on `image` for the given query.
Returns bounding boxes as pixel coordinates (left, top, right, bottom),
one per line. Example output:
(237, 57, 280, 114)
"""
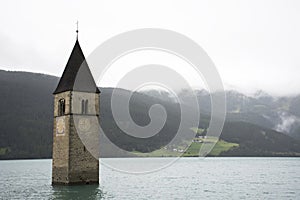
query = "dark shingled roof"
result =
(53, 40, 100, 94)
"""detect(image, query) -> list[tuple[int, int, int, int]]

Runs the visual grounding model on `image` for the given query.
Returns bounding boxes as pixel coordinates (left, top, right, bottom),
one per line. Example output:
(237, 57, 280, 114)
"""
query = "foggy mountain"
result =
(142, 89, 300, 139)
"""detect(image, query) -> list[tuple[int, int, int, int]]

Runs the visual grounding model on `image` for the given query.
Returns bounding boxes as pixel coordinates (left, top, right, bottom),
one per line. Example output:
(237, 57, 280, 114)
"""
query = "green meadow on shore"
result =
(133, 128, 239, 157)
(133, 139, 239, 157)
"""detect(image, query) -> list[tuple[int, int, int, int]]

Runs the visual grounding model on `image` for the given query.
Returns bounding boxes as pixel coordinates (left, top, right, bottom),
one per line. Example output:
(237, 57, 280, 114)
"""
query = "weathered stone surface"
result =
(52, 91, 100, 185)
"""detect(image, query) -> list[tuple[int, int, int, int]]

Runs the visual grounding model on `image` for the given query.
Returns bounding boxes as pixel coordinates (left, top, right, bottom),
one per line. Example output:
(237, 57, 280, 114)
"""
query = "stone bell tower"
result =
(52, 37, 100, 185)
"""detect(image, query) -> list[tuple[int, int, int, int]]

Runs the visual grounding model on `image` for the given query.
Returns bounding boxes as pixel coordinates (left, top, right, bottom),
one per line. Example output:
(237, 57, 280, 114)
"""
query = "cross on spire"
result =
(76, 21, 79, 40)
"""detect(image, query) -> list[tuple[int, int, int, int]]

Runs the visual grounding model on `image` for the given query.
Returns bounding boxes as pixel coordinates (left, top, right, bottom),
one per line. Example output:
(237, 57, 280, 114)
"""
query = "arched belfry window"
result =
(81, 99, 89, 114)
(85, 100, 89, 114)
(81, 100, 85, 114)
(58, 99, 65, 116)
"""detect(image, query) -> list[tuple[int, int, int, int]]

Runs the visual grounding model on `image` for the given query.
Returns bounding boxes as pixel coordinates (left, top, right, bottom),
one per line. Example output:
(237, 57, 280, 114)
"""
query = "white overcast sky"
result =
(0, 0, 300, 96)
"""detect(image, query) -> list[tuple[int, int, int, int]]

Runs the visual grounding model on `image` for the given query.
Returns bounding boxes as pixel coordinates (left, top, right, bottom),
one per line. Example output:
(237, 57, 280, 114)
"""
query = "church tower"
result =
(52, 37, 100, 185)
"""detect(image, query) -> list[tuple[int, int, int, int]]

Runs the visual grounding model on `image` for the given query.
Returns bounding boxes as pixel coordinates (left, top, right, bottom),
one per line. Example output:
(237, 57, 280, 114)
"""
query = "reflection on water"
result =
(51, 184, 105, 200)
(52, 184, 104, 199)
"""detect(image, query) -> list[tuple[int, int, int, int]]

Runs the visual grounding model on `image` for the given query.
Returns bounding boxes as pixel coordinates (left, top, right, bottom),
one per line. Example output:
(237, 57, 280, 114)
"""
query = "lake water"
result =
(0, 158, 300, 199)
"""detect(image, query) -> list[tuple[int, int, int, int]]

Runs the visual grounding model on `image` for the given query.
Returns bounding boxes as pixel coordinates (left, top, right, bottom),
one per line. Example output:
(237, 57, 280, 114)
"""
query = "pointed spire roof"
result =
(53, 40, 100, 94)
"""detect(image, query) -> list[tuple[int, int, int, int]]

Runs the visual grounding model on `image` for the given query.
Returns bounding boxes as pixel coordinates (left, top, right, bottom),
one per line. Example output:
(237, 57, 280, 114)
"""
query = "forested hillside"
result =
(0, 70, 300, 159)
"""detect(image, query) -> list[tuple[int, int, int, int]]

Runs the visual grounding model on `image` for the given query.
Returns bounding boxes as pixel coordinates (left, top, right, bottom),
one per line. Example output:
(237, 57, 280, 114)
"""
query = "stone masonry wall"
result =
(52, 91, 100, 184)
